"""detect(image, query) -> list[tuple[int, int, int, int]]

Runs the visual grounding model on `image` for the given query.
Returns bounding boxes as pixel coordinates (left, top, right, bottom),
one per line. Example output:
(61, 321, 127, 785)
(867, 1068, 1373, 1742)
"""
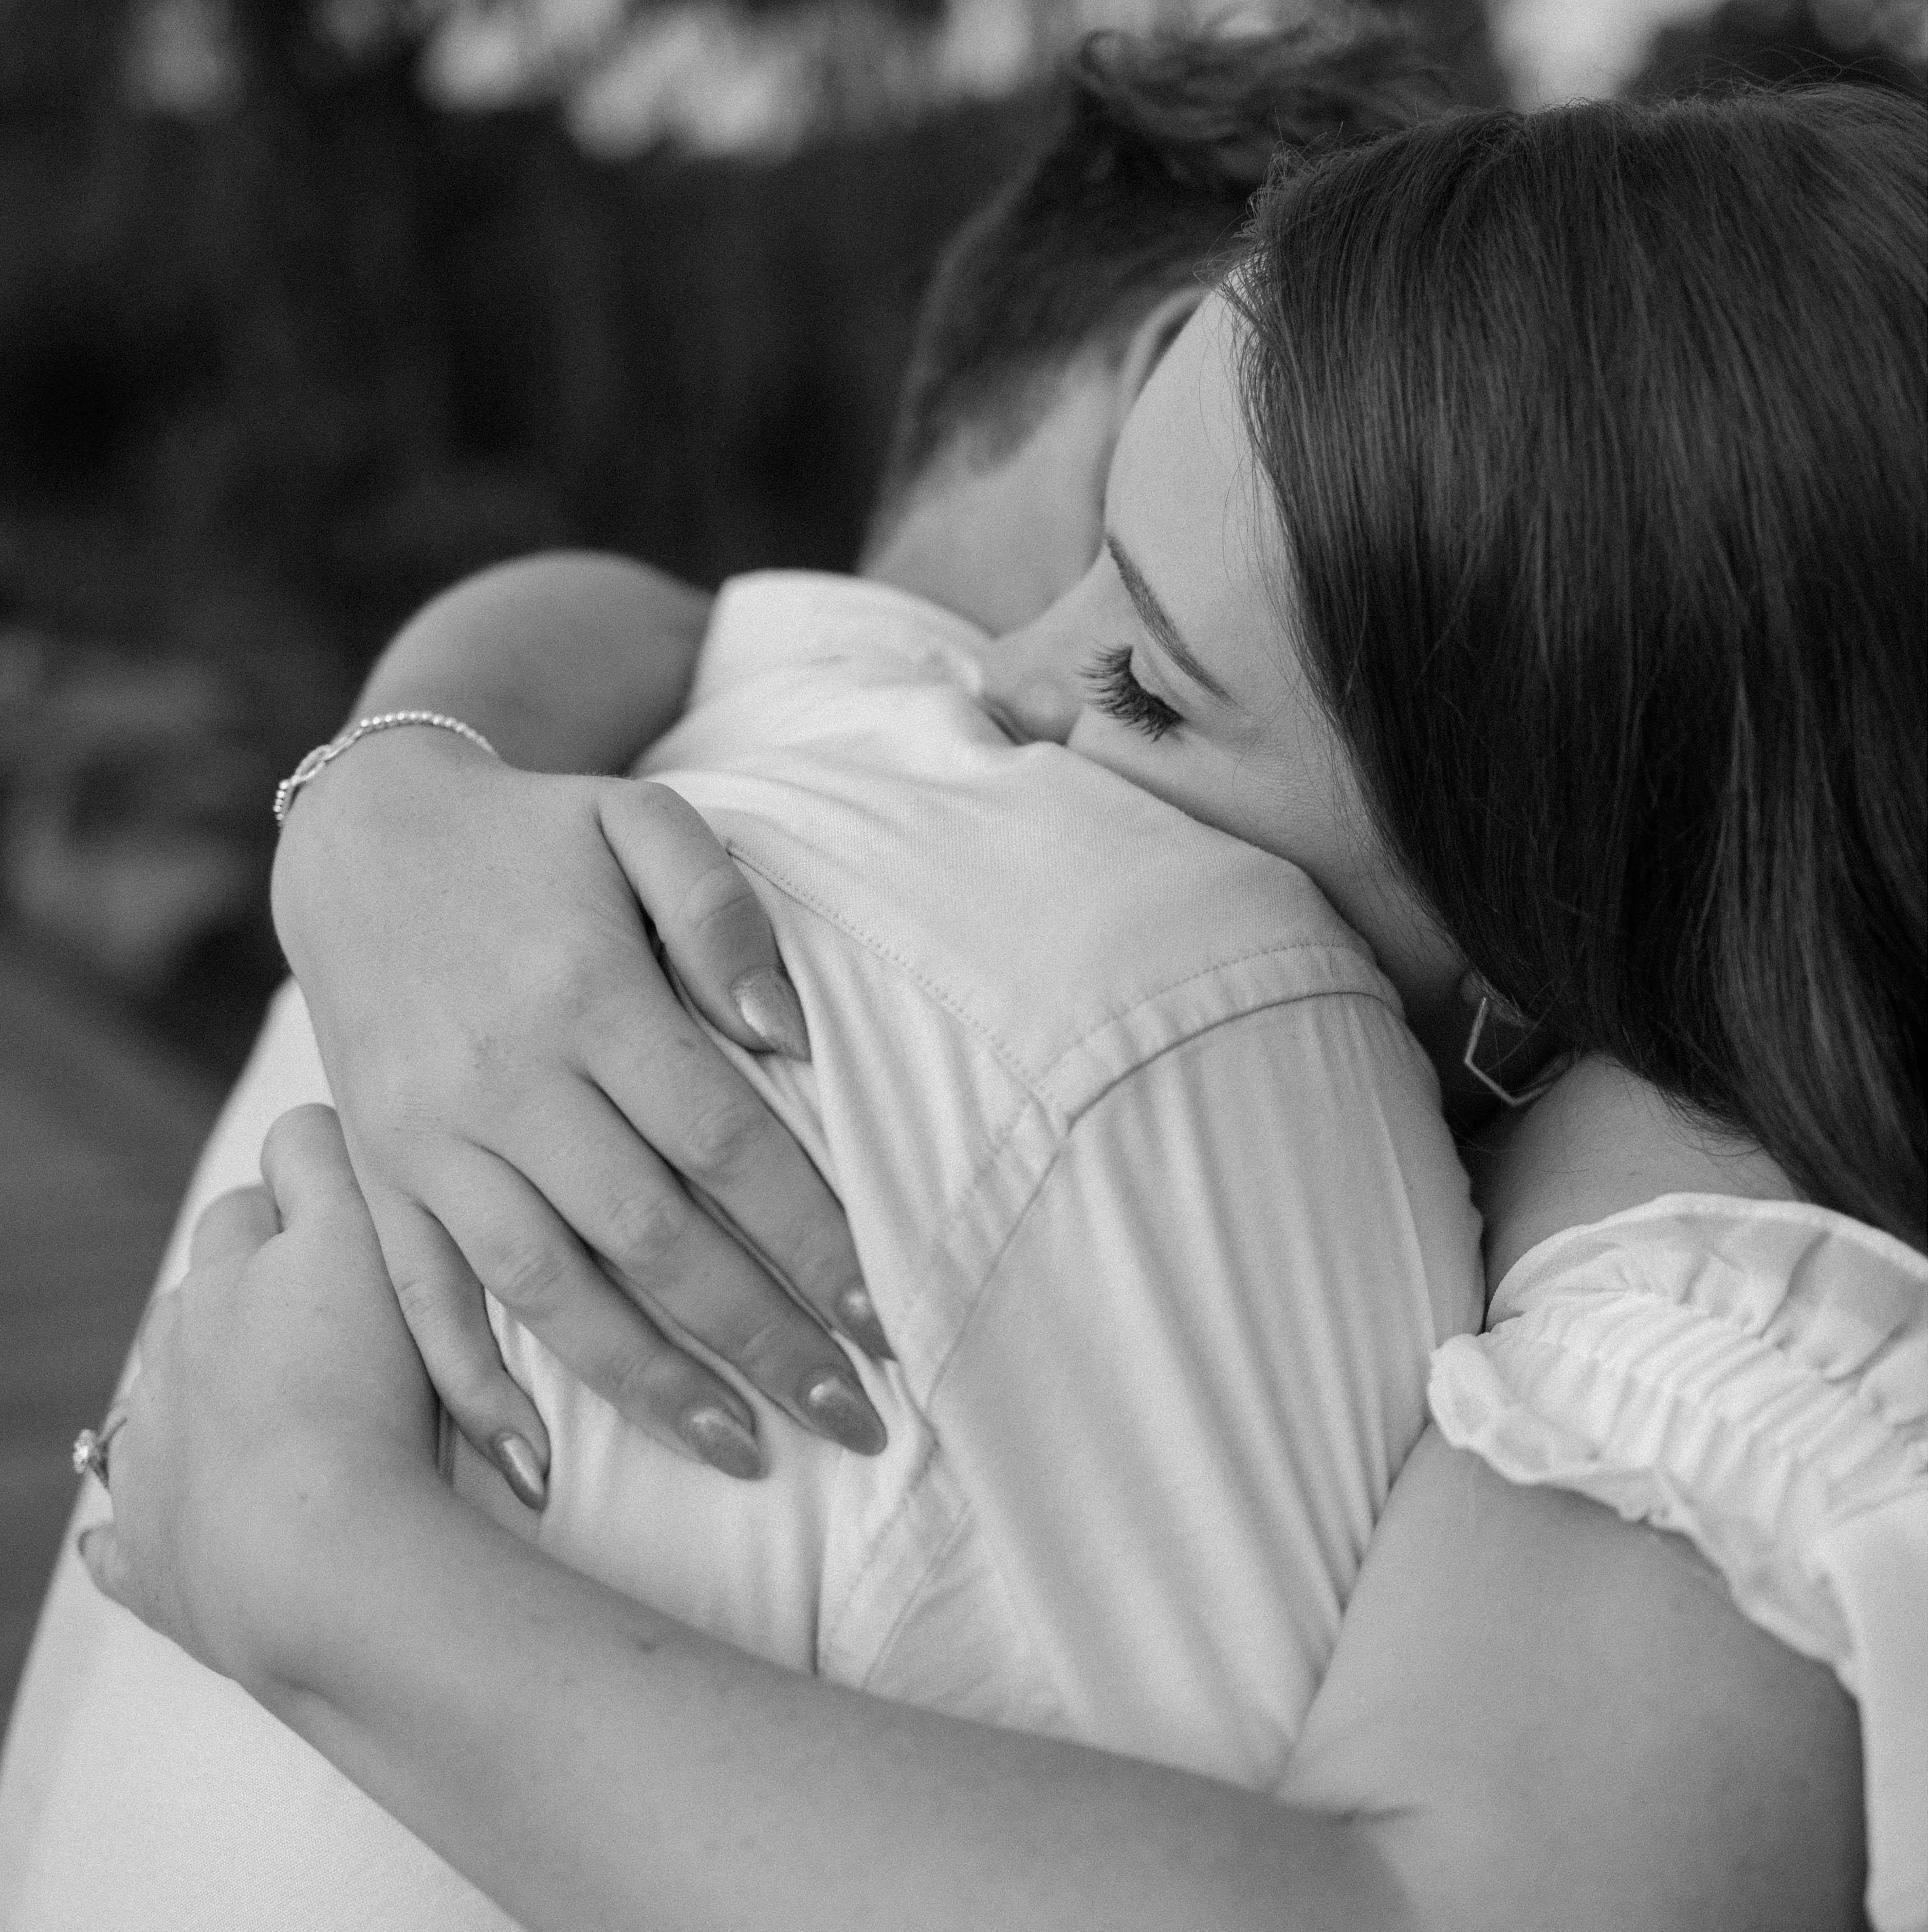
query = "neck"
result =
(858, 397, 1112, 635)
(1464, 1054, 1797, 1293)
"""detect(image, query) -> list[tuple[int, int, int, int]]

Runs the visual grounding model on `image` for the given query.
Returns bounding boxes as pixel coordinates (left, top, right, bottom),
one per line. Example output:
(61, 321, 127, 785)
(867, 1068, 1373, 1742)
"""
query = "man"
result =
(0, 25, 1443, 1926)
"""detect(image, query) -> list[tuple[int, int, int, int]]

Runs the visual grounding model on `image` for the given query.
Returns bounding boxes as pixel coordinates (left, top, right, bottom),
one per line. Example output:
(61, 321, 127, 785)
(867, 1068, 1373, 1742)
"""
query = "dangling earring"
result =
(1460, 978, 1569, 1109)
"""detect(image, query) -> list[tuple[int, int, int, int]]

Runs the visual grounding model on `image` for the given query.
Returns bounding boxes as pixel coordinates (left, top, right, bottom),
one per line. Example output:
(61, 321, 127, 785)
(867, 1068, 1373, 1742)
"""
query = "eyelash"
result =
(1084, 645, 1184, 741)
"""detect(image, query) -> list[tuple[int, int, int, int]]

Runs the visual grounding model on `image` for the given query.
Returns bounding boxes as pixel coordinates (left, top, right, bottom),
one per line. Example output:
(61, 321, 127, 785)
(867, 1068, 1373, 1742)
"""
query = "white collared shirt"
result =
(0, 569, 1482, 1928)
(497, 570, 1485, 1782)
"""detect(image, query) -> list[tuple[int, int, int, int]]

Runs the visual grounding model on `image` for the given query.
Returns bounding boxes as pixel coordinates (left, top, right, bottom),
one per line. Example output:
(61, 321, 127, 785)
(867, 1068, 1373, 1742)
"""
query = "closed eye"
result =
(1084, 645, 1184, 741)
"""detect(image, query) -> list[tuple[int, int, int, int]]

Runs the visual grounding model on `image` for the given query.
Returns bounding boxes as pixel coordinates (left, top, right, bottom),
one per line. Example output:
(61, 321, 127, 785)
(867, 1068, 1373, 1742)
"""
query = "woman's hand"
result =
(271, 732, 886, 1490)
(79, 1107, 442, 1693)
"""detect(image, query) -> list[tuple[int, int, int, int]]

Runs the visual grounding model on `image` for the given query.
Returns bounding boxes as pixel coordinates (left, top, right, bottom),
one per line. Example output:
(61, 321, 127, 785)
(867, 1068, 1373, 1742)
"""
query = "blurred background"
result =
(0, 0, 1923, 1719)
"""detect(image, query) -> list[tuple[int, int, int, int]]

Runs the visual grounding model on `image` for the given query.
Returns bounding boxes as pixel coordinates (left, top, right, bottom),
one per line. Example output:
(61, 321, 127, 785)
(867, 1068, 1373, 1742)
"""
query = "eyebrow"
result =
(1104, 532, 1234, 706)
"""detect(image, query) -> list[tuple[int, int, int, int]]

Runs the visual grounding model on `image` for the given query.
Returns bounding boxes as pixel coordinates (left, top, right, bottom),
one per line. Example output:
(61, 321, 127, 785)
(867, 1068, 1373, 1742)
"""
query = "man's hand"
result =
(271, 730, 886, 1490)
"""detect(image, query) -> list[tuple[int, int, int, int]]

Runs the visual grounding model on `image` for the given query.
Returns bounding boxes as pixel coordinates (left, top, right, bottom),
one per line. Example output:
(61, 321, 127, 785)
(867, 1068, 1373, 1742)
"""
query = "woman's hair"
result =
(1236, 85, 1926, 1247)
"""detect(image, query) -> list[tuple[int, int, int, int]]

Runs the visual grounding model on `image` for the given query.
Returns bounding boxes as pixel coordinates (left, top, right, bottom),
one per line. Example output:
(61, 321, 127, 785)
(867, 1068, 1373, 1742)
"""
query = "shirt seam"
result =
(726, 839, 1389, 1113)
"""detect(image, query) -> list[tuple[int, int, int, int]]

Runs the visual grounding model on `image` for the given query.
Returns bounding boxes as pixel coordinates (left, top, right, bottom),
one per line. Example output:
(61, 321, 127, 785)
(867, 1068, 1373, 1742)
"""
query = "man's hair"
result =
(1238, 85, 1927, 1246)
(870, 21, 1443, 521)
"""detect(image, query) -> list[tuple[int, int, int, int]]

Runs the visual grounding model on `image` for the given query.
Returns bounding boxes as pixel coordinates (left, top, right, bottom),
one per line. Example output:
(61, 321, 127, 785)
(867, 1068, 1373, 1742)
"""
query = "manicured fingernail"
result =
(732, 966, 810, 1061)
(803, 1372, 887, 1456)
(837, 1285, 894, 1360)
(681, 1406, 765, 1480)
(491, 1430, 548, 1510)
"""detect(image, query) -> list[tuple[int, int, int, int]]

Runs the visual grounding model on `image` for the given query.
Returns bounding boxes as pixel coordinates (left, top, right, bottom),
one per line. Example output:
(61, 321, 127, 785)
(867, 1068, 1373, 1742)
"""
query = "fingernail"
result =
(680, 1406, 765, 1480)
(837, 1285, 894, 1361)
(732, 966, 810, 1061)
(803, 1372, 887, 1456)
(491, 1430, 548, 1510)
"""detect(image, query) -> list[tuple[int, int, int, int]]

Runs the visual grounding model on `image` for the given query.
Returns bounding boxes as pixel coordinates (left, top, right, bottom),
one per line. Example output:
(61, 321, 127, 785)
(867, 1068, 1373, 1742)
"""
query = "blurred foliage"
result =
(1631, 0, 1925, 95)
(0, 0, 1055, 1061)
(33, 0, 1891, 1070)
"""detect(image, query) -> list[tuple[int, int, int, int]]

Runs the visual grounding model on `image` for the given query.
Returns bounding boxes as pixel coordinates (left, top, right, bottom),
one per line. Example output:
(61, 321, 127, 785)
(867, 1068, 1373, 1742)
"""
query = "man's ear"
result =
(1110, 286, 1207, 427)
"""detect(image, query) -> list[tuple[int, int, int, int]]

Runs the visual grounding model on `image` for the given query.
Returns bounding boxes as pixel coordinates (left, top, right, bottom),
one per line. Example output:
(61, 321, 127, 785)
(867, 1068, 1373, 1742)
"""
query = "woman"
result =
(83, 86, 1923, 1931)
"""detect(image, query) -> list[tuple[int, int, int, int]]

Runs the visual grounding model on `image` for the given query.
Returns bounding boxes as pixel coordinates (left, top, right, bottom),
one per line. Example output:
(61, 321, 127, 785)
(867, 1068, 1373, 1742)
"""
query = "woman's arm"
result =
(271, 555, 885, 1488)
(88, 1111, 1865, 1932)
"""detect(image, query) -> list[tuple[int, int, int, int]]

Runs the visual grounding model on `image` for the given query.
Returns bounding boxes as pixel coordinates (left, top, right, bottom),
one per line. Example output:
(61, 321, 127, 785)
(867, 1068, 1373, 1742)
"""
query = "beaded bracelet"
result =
(273, 711, 498, 828)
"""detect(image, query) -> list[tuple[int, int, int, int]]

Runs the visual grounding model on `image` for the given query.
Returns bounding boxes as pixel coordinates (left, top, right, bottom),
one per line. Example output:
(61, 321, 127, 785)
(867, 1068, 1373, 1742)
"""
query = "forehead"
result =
(1108, 293, 1283, 677)
(1113, 295, 1250, 506)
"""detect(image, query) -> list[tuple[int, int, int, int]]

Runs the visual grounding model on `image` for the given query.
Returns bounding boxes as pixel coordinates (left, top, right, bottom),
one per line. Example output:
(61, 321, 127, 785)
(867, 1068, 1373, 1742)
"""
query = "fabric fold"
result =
(1431, 1193, 1925, 1932)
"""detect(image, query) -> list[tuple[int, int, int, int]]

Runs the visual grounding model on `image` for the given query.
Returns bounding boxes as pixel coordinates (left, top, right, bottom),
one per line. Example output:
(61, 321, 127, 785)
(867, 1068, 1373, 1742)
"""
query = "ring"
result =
(71, 1412, 127, 1488)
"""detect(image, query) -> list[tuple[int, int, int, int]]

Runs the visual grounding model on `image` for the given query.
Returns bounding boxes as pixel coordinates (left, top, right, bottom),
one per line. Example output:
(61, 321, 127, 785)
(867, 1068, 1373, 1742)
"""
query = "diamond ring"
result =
(72, 1412, 128, 1489)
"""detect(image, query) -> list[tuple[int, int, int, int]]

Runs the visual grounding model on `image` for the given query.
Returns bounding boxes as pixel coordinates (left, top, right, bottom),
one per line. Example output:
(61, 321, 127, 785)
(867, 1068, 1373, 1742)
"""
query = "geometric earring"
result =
(1460, 992, 1569, 1109)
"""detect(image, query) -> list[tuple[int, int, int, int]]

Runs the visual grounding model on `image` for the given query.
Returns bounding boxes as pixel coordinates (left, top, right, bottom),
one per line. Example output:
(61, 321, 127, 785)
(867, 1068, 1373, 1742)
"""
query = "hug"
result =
(3, 20, 1922, 1932)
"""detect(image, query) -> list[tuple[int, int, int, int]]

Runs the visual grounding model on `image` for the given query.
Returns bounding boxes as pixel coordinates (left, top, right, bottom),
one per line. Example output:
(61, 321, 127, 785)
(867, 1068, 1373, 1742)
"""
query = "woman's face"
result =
(986, 292, 1461, 1027)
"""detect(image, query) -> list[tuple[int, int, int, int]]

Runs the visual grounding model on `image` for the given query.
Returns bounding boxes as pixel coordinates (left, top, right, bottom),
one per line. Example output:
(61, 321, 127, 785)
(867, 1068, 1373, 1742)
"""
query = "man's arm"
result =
(350, 551, 712, 773)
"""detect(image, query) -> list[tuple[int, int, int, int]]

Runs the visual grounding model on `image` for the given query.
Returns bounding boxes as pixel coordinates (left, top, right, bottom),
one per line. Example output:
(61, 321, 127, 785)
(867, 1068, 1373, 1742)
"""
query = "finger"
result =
(188, 1185, 281, 1269)
(364, 1187, 552, 1508)
(433, 1148, 769, 1480)
(507, 1085, 884, 1455)
(77, 1524, 136, 1614)
(589, 1006, 886, 1361)
(258, 1104, 369, 1235)
(134, 1284, 182, 1366)
(599, 781, 810, 1061)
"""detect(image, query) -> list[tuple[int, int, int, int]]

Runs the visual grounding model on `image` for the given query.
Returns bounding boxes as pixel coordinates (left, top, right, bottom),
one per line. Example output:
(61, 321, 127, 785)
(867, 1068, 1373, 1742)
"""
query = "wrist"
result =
(277, 711, 498, 830)
(230, 1444, 456, 1710)
(269, 724, 503, 957)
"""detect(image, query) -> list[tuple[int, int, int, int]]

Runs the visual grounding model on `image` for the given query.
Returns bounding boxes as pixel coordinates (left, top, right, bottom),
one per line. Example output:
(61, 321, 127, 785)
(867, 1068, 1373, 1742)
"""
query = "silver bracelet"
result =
(273, 711, 499, 828)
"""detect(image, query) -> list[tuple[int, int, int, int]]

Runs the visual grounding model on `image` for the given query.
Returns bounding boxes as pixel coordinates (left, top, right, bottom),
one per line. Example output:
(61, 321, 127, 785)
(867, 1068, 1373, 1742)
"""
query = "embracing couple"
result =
(2, 20, 1923, 1932)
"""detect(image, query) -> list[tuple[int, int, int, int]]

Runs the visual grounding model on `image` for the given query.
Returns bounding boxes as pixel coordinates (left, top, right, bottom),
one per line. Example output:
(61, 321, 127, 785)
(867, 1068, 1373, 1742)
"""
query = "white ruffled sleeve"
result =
(1430, 1195, 1927, 1932)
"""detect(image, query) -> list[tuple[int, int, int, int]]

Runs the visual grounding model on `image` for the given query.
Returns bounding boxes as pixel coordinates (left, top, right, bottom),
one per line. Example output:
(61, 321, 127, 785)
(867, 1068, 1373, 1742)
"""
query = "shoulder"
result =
(1436, 1195, 1925, 1607)
(1431, 1194, 1926, 1932)
(700, 734, 1400, 1112)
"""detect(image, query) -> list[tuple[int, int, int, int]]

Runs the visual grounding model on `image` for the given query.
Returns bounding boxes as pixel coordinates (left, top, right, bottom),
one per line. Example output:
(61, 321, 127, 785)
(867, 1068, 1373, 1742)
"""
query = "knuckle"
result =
(387, 1262, 448, 1325)
(472, 1233, 573, 1318)
(604, 1340, 697, 1422)
(348, 1064, 452, 1149)
(780, 1217, 861, 1307)
(676, 861, 755, 942)
(626, 779, 681, 825)
(410, 1323, 497, 1413)
(596, 1184, 692, 1272)
(731, 1305, 814, 1378)
(676, 1091, 768, 1184)
(390, 1267, 479, 1353)
(521, 945, 604, 1027)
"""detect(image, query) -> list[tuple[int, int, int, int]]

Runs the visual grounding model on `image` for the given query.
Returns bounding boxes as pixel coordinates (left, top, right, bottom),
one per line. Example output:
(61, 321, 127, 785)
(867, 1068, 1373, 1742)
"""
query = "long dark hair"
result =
(1237, 86, 1926, 1247)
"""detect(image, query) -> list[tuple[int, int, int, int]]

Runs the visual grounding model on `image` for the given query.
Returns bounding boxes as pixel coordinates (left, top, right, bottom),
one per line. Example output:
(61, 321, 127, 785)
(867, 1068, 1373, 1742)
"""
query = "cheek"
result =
(1065, 708, 1158, 779)
(1066, 711, 1226, 829)
(1067, 710, 1342, 877)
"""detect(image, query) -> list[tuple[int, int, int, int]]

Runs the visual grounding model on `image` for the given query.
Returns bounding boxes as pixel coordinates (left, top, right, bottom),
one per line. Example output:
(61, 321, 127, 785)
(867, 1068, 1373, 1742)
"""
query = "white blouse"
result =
(1431, 1194, 1927, 1932)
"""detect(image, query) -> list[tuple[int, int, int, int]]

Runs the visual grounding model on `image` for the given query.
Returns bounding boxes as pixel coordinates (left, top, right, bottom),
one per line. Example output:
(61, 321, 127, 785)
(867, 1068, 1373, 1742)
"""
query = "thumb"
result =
(599, 780, 809, 1061)
(258, 1104, 368, 1234)
(188, 1185, 282, 1270)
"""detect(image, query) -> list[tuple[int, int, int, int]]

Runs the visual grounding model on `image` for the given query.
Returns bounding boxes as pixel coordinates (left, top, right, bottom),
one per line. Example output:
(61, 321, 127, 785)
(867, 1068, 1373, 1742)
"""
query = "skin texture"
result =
(80, 1106, 1865, 1932)
(81, 275, 1873, 1931)
(270, 299, 1200, 1484)
(982, 296, 1468, 1077)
